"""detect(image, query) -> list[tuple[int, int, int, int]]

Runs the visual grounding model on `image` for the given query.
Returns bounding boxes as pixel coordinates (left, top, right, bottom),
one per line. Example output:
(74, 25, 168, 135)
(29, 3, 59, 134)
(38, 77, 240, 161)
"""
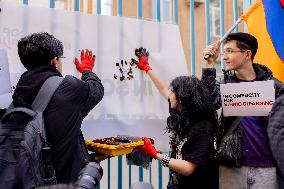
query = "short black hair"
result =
(224, 32, 258, 61)
(17, 32, 63, 70)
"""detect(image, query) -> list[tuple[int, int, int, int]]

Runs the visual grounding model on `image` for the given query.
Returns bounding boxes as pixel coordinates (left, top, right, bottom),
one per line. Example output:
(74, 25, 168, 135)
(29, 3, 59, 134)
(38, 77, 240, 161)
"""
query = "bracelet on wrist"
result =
(161, 154, 170, 167)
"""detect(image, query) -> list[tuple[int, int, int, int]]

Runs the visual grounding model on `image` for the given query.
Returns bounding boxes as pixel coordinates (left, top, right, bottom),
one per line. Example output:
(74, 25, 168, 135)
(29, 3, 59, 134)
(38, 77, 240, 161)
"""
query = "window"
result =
(210, 0, 220, 37)
(152, 0, 173, 23)
(163, 0, 171, 23)
(55, 0, 65, 9)
(101, 0, 112, 16)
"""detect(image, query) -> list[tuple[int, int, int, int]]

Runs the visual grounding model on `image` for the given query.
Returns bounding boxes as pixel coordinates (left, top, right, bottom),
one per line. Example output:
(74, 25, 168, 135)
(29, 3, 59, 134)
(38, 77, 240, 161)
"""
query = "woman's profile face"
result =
(168, 89, 181, 110)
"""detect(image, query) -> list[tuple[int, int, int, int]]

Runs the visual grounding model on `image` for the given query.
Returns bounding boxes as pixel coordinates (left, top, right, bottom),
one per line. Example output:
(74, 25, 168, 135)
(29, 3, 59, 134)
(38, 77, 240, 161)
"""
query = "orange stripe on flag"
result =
(240, 0, 262, 21)
(241, 0, 284, 82)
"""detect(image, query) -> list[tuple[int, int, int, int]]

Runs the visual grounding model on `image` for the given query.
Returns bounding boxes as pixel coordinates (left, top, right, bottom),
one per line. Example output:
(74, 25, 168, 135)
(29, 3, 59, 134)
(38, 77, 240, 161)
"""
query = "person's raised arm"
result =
(132, 47, 170, 100)
(74, 49, 104, 117)
(147, 70, 170, 100)
(201, 41, 222, 110)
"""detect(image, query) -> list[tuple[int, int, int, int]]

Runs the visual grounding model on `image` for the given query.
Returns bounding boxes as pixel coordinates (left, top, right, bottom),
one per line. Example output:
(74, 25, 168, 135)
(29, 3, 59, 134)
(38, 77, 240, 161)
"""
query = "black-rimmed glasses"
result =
(219, 49, 246, 56)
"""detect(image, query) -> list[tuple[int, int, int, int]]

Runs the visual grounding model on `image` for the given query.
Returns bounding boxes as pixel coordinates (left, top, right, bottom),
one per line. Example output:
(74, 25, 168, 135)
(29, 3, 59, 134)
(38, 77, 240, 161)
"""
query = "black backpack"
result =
(0, 76, 63, 189)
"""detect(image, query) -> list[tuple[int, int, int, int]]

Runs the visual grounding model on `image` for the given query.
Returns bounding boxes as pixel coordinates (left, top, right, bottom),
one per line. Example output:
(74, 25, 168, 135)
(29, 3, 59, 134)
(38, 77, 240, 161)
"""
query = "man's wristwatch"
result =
(161, 154, 171, 167)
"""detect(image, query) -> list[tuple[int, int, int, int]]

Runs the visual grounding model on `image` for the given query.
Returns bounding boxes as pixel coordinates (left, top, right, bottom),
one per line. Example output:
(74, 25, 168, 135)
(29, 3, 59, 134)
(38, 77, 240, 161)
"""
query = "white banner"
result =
(0, 2, 187, 151)
(220, 80, 275, 116)
(0, 49, 11, 95)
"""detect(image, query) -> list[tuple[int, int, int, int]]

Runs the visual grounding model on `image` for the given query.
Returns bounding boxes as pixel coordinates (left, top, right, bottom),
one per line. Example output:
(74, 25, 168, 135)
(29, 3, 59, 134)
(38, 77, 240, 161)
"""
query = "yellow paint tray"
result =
(85, 137, 145, 156)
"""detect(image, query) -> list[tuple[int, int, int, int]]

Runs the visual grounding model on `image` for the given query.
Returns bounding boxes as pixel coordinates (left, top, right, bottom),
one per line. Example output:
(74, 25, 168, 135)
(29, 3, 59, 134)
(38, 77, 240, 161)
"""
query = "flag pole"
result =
(220, 0, 261, 42)
(204, 18, 242, 60)
(220, 18, 242, 43)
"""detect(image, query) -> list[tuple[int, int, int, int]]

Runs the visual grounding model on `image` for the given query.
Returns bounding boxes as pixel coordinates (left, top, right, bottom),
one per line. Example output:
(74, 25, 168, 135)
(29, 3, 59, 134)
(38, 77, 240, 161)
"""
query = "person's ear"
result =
(245, 50, 252, 60)
(50, 57, 58, 68)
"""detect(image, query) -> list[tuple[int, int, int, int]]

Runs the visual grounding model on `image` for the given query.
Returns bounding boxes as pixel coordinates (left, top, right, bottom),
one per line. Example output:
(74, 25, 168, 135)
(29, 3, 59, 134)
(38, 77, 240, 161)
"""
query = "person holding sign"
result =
(202, 32, 283, 189)
(132, 47, 218, 189)
(12, 32, 104, 183)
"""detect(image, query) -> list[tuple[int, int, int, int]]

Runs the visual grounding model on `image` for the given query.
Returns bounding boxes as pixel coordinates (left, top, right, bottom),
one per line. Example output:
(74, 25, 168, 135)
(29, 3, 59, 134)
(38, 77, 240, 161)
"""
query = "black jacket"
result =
(268, 86, 284, 178)
(12, 66, 104, 183)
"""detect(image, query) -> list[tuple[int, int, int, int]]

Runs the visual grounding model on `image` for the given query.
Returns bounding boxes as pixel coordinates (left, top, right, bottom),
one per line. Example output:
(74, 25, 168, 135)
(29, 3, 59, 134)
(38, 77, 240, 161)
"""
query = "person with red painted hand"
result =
(133, 47, 218, 189)
(12, 33, 104, 184)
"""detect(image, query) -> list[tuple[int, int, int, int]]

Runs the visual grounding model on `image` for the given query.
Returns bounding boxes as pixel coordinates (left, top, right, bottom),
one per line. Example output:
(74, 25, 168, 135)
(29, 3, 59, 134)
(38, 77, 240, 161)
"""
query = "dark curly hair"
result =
(166, 76, 217, 139)
(17, 32, 63, 70)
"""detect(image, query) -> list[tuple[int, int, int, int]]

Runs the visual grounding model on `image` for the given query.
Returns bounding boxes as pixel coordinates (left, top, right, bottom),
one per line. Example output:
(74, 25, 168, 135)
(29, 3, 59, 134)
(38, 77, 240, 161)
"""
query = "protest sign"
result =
(220, 80, 275, 116)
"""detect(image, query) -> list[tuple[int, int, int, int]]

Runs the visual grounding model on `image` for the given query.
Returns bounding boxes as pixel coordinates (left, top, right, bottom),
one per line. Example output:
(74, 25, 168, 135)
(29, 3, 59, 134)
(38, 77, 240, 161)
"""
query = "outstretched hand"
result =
(137, 137, 158, 159)
(75, 49, 95, 73)
(132, 47, 152, 73)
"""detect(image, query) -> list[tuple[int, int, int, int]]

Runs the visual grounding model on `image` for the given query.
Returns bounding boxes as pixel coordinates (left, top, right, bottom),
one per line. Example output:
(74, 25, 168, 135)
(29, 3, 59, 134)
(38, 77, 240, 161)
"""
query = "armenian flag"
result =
(241, 0, 284, 82)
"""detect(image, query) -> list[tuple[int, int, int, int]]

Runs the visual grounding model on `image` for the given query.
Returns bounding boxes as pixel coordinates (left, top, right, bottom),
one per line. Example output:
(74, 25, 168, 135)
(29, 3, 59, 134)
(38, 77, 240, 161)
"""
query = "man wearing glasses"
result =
(201, 32, 282, 189)
(12, 32, 104, 184)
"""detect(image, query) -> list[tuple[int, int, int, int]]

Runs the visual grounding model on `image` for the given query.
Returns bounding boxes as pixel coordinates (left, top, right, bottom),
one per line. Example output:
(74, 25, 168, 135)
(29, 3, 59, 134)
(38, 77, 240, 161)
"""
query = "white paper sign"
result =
(220, 80, 275, 116)
(0, 49, 11, 95)
(0, 2, 188, 151)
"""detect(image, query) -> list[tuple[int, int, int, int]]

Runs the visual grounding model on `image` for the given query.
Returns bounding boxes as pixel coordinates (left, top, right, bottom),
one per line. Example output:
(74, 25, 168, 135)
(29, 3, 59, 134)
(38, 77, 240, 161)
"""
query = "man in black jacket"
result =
(13, 32, 104, 183)
(202, 32, 282, 189)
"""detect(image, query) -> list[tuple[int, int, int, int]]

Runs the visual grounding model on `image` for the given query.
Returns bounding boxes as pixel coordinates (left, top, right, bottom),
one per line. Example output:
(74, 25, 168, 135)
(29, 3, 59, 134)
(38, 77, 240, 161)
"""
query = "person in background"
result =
(133, 47, 218, 189)
(268, 85, 284, 189)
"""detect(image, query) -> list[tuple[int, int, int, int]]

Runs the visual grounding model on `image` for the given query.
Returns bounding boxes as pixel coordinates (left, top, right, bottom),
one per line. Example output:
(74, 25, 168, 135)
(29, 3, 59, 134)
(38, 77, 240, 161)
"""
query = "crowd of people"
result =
(0, 31, 283, 189)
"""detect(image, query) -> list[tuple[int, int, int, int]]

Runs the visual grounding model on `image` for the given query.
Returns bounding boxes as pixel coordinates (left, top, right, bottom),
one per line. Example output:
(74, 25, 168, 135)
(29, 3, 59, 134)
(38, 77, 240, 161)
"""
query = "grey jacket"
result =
(268, 86, 284, 178)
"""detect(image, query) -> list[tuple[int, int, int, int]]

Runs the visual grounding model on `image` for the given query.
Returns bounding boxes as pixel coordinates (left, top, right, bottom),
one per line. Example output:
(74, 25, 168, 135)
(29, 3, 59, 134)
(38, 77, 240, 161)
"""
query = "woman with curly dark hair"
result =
(133, 47, 218, 189)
